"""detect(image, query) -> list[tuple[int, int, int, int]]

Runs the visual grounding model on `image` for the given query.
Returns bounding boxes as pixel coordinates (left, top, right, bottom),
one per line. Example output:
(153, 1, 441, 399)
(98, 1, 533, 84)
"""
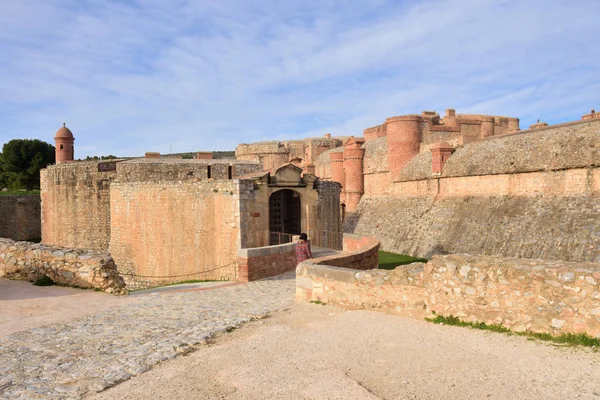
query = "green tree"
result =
(0, 139, 55, 190)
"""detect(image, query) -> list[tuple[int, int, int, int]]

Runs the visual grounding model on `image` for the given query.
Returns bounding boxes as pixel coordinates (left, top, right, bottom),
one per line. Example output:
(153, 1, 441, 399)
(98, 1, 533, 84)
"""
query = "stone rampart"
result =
(296, 254, 600, 336)
(348, 167, 600, 262)
(109, 179, 241, 289)
(41, 161, 118, 251)
(116, 159, 262, 182)
(0, 195, 41, 241)
(237, 242, 297, 282)
(0, 238, 126, 294)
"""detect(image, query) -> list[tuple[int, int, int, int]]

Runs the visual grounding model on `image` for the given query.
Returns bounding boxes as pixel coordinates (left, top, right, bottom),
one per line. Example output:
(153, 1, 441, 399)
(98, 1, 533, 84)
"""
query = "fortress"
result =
(1, 106, 599, 333)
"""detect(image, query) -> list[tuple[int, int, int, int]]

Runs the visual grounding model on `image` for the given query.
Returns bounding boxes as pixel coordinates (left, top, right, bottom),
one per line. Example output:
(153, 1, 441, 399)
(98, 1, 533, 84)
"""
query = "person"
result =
(296, 232, 313, 264)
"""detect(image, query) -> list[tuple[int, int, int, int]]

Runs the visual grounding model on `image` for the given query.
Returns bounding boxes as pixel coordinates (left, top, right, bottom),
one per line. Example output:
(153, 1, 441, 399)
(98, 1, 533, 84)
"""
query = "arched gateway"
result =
(269, 189, 301, 244)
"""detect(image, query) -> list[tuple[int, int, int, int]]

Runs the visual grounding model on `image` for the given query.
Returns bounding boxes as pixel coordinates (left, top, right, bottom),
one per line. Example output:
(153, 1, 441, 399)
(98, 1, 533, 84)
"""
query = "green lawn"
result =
(0, 190, 40, 196)
(378, 251, 428, 270)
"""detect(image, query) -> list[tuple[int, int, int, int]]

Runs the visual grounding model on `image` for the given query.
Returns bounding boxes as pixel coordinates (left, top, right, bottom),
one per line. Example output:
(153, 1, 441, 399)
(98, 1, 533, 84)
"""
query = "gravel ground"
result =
(0, 279, 136, 338)
(0, 274, 295, 399)
(90, 302, 600, 400)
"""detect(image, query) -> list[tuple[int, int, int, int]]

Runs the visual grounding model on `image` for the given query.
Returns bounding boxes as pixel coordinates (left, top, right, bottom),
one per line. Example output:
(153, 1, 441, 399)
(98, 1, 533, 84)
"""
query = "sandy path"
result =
(0, 278, 135, 337)
(89, 302, 600, 400)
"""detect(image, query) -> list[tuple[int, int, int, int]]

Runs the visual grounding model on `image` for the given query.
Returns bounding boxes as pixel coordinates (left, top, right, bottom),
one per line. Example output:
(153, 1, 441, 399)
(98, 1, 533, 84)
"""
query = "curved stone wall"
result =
(296, 253, 600, 336)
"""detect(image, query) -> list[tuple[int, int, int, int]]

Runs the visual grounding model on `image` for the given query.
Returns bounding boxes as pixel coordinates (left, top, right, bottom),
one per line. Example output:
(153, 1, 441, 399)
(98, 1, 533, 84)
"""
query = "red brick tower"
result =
(54, 123, 75, 164)
(343, 137, 365, 212)
(330, 151, 345, 204)
(385, 115, 422, 181)
(480, 116, 495, 138)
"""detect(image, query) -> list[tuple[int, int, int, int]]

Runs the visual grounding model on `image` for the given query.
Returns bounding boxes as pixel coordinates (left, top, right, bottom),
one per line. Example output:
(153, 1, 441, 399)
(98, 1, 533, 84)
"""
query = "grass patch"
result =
(310, 300, 327, 305)
(426, 314, 600, 347)
(378, 251, 428, 270)
(0, 190, 40, 196)
(33, 275, 55, 286)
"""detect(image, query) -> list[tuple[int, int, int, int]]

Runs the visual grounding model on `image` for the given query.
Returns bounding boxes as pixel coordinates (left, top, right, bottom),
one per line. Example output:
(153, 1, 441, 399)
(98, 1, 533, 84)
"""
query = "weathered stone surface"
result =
(297, 254, 600, 336)
(347, 193, 600, 263)
(0, 238, 126, 295)
(0, 195, 40, 241)
(0, 273, 295, 399)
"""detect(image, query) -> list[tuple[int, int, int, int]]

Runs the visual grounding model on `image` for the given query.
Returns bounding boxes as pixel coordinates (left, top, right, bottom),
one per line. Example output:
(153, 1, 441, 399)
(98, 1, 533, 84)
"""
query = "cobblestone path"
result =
(0, 273, 295, 399)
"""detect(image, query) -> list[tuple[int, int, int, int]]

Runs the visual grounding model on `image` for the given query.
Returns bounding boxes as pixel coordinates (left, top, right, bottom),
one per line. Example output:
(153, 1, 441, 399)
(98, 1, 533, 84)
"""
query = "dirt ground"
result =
(0, 278, 135, 337)
(90, 302, 600, 400)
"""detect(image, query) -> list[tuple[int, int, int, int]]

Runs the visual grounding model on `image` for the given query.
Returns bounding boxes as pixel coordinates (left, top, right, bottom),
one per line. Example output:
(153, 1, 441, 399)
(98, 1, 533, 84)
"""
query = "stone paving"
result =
(0, 273, 296, 399)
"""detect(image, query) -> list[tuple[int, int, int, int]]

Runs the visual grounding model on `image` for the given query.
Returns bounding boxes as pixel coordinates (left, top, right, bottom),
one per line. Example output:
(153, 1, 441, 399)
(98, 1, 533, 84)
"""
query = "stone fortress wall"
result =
(346, 118, 600, 263)
(39, 149, 343, 288)
(270, 108, 598, 264)
(40, 161, 118, 251)
(41, 157, 263, 253)
(235, 136, 347, 172)
(0, 194, 41, 241)
(110, 179, 242, 289)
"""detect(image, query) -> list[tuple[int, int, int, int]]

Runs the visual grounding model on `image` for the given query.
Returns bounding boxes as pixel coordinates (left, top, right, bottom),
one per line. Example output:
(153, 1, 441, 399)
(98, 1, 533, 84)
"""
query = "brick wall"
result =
(0, 238, 126, 294)
(0, 195, 41, 240)
(109, 180, 240, 289)
(296, 254, 600, 336)
(237, 242, 296, 282)
(40, 162, 117, 251)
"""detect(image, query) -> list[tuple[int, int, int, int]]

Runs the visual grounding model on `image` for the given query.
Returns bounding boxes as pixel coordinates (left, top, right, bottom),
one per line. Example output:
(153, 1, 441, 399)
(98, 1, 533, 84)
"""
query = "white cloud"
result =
(0, 0, 598, 157)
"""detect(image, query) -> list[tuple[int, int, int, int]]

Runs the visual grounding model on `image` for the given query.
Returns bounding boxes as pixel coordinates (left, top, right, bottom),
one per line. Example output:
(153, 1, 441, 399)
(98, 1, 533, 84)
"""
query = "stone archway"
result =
(269, 189, 301, 244)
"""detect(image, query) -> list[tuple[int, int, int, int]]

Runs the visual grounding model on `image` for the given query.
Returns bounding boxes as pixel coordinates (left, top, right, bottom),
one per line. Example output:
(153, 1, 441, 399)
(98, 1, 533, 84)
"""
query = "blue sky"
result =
(0, 0, 598, 157)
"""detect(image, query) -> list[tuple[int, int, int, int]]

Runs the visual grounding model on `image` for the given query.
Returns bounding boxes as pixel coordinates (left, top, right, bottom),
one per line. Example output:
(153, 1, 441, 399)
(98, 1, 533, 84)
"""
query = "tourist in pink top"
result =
(296, 233, 313, 264)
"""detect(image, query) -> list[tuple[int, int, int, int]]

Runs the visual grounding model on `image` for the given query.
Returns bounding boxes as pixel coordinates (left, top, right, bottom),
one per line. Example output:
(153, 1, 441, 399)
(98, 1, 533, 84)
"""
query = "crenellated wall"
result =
(0, 195, 41, 241)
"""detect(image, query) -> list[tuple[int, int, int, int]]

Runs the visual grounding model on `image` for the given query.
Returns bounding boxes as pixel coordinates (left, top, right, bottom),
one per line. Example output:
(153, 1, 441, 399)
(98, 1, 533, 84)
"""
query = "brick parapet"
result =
(0, 238, 126, 294)
(296, 253, 600, 336)
(237, 242, 297, 282)
(301, 233, 379, 271)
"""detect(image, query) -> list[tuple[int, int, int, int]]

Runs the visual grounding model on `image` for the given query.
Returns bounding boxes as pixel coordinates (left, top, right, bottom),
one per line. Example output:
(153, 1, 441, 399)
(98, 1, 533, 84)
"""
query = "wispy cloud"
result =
(0, 0, 598, 157)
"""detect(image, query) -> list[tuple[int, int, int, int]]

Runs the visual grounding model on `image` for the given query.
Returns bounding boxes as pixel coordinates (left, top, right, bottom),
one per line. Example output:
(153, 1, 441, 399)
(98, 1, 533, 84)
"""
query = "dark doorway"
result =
(269, 189, 301, 244)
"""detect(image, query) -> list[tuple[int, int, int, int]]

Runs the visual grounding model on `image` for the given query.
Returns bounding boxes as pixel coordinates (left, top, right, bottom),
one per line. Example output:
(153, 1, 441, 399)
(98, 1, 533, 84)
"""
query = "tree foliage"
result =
(0, 139, 55, 190)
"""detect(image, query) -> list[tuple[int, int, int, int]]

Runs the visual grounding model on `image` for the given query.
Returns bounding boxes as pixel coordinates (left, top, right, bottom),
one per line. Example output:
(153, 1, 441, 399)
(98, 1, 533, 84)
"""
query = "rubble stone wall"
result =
(0, 238, 126, 294)
(296, 254, 600, 336)
(0, 195, 41, 241)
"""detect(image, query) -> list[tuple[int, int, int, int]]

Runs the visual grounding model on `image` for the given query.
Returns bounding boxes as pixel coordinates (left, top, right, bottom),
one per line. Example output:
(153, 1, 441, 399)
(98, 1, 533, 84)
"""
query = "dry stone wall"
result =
(0, 195, 41, 241)
(296, 254, 600, 336)
(0, 238, 126, 294)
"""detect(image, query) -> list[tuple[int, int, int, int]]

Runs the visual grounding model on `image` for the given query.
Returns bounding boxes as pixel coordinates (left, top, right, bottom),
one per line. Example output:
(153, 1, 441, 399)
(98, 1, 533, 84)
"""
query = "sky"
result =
(0, 0, 598, 158)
